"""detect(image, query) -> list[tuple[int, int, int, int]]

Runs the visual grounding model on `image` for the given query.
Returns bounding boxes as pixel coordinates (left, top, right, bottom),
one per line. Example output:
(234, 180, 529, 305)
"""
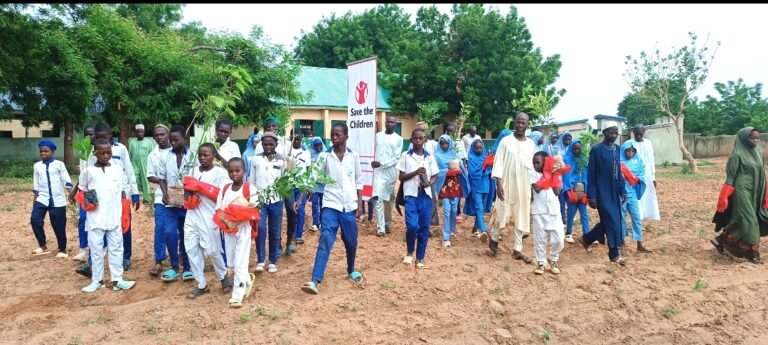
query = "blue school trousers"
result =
(164, 207, 189, 271)
(471, 192, 488, 233)
(153, 203, 169, 262)
(311, 192, 323, 226)
(310, 208, 358, 283)
(621, 189, 643, 241)
(257, 201, 283, 264)
(30, 201, 67, 252)
(441, 197, 458, 241)
(293, 189, 308, 240)
(566, 201, 589, 236)
(78, 205, 88, 249)
(406, 190, 432, 261)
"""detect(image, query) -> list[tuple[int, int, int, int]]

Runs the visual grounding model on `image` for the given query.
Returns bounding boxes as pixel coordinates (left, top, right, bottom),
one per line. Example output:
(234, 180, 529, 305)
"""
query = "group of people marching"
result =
(27, 111, 766, 308)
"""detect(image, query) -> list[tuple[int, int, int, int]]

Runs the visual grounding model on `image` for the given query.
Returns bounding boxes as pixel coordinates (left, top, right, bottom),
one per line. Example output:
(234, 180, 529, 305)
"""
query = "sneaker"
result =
(277, 248, 284, 257)
(450, 233, 456, 239)
(286, 244, 297, 254)
(122, 259, 132, 271)
(81, 281, 103, 293)
(268, 264, 277, 273)
(376, 231, 385, 237)
(113, 280, 136, 291)
(295, 237, 305, 245)
(72, 249, 88, 262)
(385, 225, 391, 234)
(311, 225, 319, 231)
(479, 232, 488, 243)
(550, 261, 561, 275)
(254, 262, 265, 273)
(187, 287, 210, 299)
(534, 263, 546, 275)
(565, 235, 575, 244)
(75, 264, 92, 278)
(442, 240, 451, 248)
(56, 252, 68, 259)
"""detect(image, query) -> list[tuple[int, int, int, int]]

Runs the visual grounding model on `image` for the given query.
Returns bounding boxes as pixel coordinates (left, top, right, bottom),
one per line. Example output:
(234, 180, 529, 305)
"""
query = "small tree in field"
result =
(624, 32, 719, 173)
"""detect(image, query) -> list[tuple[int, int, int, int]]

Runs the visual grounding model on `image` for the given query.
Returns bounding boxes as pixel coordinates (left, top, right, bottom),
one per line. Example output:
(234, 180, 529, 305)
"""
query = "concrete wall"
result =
(0, 137, 67, 161)
(0, 120, 54, 138)
(642, 124, 683, 164)
(684, 133, 768, 159)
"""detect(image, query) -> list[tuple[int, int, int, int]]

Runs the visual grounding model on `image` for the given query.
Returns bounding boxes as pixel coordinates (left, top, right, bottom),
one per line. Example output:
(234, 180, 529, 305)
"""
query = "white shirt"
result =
(81, 164, 125, 230)
(158, 148, 199, 208)
(462, 134, 479, 154)
(529, 170, 560, 215)
(216, 182, 260, 233)
(87, 141, 139, 198)
(319, 148, 362, 212)
(396, 150, 439, 198)
(218, 139, 242, 162)
(187, 166, 231, 230)
(146, 146, 171, 205)
(254, 136, 289, 158)
(287, 145, 312, 173)
(33, 160, 73, 207)
(249, 153, 286, 205)
(373, 131, 404, 199)
(408, 139, 439, 156)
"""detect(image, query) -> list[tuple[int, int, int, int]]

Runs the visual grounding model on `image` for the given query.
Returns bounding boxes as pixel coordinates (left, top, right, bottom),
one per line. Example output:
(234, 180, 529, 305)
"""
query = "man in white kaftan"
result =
(488, 113, 537, 263)
(626, 124, 660, 221)
(372, 115, 404, 236)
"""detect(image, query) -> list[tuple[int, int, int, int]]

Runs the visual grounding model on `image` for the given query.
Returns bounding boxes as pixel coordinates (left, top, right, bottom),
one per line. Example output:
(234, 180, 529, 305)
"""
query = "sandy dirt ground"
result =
(1, 157, 768, 345)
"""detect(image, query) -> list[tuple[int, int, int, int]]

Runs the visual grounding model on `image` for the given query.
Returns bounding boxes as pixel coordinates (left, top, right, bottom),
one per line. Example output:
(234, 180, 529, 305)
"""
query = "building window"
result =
(0, 131, 12, 138)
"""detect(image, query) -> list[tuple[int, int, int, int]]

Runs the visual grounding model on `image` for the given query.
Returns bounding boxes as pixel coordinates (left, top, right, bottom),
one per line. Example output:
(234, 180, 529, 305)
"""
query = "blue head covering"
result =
(563, 138, 588, 191)
(556, 131, 573, 154)
(621, 140, 646, 198)
(38, 139, 57, 152)
(467, 138, 487, 174)
(491, 129, 513, 154)
(243, 134, 260, 179)
(435, 134, 458, 170)
(310, 137, 326, 163)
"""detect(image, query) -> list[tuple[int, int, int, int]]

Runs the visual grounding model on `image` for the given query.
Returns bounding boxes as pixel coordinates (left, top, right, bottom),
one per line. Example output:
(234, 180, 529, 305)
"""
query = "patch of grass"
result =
(253, 305, 267, 317)
(2, 201, 20, 212)
(239, 314, 252, 324)
(155, 333, 170, 341)
(142, 318, 159, 335)
(490, 283, 511, 295)
(67, 336, 83, 345)
(681, 164, 694, 175)
(607, 266, 616, 275)
(662, 306, 678, 318)
(352, 303, 361, 311)
(83, 314, 111, 325)
(661, 161, 671, 168)
(188, 329, 197, 341)
(390, 300, 400, 307)
(616, 288, 625, 296)
(538, 328, 552, 342)
(0, 177, 31, 195)
(6, 265, 13, 272)
(699, 160, 715, 166)
(0, 160, 33, 179)
(656, 172, 718, 181)
(503, 264, 512, 272)
(693, 278, 708, 292)
(478, 320, 490, 330)
(279, 333, 294, 345)
(378, 281, 396, 289)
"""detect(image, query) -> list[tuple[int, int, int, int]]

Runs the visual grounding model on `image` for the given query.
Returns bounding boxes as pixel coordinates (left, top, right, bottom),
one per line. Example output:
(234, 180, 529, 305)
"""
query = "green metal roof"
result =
(293, 66, 392, 111)
(556, 118, 589, 126)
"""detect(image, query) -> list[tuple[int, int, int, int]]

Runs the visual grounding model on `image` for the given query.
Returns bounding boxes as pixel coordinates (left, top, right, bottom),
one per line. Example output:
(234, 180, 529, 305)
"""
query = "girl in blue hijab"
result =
(555, 131, 573, 155)
(562, 138, 589, 242)
(463, 138, 495, 239)
(435, 134, 469, 247)
(528, 130, 544, 153)
(242, 133, 260, 180)
(309, 137, 327, 231)
(620, 140, 650, 253)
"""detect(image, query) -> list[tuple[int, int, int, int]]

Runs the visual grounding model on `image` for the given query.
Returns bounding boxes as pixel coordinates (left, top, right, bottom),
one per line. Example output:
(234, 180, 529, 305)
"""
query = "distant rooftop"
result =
(293, 66, 392, 111)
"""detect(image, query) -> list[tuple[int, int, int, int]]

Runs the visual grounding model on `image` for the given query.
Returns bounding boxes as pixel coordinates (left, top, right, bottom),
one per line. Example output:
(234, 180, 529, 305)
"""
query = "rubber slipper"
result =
(31, 247, 50, 256)
(182, 271, 195, 281)
(515, 253, 533, 264)
(301, 281, 319, 295)
(244, 273, 255, 299)
(228, 298, 243, 309)
(349, 271, 364, 284)
(149, 263, 163, 277)
(187, 287, 210, 299)
(161, 269, 178, 282)
(402, 255, 413, 265)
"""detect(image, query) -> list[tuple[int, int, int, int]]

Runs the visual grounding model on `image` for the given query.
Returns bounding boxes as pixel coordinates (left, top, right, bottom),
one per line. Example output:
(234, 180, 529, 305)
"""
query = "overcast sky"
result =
(182, 4, 768, 123)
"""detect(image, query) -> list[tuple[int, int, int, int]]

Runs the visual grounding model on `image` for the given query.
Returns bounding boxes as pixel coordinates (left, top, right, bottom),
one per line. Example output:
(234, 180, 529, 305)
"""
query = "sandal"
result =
(415, 261, 427, 269)
(161, 269, 179, 282)
(221, 276, 233, 293)
(402, 255, 413, 266)
(187, 287, 210, 299)
(301, 281, 319, 295)
(710, 239, 725, 255)
(228, 298, 243, 309)
(610, 256, 627, 266)
(31, 247, 50, 256)
(578, 237, 593, 253)
(244, 273, 255, 299)
(514, 252, 533, 264)
(182, 271, 195, 281)
(149, 263, 163, 277)
(349, 271, 364, 284)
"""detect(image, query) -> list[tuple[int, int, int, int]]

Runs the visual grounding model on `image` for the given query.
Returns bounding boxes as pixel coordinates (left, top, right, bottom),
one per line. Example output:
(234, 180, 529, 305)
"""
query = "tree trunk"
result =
(118, 102, 129, 145)
(673, 115, 698, 173)
(63, 117, 75, 169)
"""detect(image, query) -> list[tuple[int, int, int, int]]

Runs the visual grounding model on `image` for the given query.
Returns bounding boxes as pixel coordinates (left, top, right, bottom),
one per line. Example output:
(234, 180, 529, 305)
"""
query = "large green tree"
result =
(387, 5, 564, 131)
(688, 79, 768, 136)
(625, 32, 719, 173)
(294, 4, 416, 74)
